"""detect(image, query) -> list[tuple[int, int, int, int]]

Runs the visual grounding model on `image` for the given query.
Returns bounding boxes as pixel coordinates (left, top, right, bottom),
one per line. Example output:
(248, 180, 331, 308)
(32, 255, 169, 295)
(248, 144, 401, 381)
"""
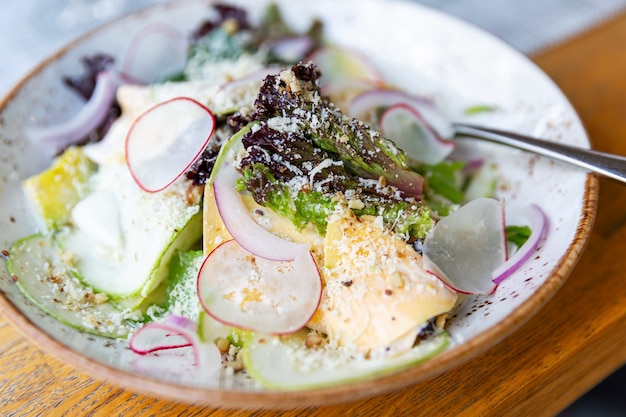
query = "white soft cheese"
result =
(59, 159, 200, 299)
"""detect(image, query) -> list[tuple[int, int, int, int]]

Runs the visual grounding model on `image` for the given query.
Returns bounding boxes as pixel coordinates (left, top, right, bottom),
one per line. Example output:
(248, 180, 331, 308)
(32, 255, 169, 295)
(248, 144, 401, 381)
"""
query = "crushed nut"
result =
(47, 275, 64, 285)
(215, 337, 231, 354)
(305, 332, 326, 349)
(186, 183, 204, 206)
(94, 293, 109, 304)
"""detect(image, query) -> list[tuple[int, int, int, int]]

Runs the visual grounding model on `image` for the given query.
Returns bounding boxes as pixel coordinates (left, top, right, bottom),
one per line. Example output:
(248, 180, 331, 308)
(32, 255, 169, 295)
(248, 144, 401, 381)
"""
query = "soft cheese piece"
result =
(203, 184, 457, 353)
(308, 204, 458, 353)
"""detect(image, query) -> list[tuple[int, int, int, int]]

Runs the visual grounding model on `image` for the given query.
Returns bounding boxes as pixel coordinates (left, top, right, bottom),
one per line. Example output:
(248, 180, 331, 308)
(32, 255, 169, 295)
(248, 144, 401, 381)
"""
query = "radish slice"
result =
(197, 239, 322, 335)
(129, 315, 221, 375)
(379, 103, 455, 165)
(130, 315, 196, 354)
(492, 205, 548, 284)
(422, 198, 507, 294)
(349, 89, 454, 140)
(306, 45, 383, 85)
(321, 78, 378, 111)
(121, 22, 189, 83)
(125, 97, 216, 193)
(219, 65, 283, 91)
(269, 36, 314, 63)
(212, 160, 309, 261)
(24, 70, 118, 153)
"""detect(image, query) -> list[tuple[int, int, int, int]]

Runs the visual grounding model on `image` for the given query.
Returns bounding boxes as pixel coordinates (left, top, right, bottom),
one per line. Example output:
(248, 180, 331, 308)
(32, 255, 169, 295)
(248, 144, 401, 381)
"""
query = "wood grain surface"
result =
(2, 10, 626, 417)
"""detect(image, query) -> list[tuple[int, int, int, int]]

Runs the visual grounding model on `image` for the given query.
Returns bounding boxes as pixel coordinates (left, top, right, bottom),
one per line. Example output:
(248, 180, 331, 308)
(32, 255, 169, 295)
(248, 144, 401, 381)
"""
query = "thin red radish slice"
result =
(321, 78, 378, 111)
(306, 45, 383, 86)
(492, 204, 548, 284)
(349, 88, 454, 140)
(219, 65, 283, 91)
(212, 160, 309, 261)
(125, 97, 215, 193)
(422, 198, 507, 294)
(379, 103, 455, 165)
(121, 22, 189, 83)
(24, 70, 118, 153)
(129, 315, 221, 375)
(130, 315, 196, 354)
(197, 239, 322, 335)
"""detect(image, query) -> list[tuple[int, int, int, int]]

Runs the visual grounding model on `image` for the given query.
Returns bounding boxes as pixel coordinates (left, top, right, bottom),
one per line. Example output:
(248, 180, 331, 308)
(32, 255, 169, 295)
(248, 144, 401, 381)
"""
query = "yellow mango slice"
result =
(23, 147, 96, 231)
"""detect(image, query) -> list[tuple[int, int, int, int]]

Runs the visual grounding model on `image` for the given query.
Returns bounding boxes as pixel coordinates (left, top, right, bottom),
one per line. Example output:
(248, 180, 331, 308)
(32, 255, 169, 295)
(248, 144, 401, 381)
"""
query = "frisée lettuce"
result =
(3, 2, 545, 391)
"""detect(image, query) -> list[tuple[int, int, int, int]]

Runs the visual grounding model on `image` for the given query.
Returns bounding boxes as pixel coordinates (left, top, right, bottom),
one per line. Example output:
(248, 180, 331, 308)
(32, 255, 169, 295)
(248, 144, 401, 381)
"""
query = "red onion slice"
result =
(212, 160, 309, 261)
(125, 96, 215, 193)
(379, 103, 455, 165)
(197, 239, 322, 335)
(422, 198, 507, 295)
(492, 205, 548, 284)
(349, 88, 454, 140)
(24, 70, 118, 153)
(129, 315, 221, 375)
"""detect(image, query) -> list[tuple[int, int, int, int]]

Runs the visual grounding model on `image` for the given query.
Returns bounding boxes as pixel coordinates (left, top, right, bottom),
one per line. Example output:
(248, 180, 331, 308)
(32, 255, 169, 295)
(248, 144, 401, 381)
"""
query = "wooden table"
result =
(2, 11, 626, 417)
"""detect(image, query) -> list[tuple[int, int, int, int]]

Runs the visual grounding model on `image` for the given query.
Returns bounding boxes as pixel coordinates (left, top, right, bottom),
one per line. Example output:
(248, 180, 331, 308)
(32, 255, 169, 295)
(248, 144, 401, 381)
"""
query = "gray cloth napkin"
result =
(1, 0, 626, 96)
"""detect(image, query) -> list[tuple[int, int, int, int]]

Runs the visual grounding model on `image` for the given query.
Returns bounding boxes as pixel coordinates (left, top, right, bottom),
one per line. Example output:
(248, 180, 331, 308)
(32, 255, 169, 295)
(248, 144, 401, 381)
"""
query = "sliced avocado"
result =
(242, 330, 450, 390)
(7, 234, 140, 338)
(55, 160, 202, 305)
(59, 207, 202, 305)
(111, 249, 203, 322)
(22, 147, 96, 231)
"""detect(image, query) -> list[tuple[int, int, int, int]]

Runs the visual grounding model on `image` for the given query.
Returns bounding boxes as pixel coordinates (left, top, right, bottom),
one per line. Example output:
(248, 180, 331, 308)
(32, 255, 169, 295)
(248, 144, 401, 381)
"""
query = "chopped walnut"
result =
(186, 183, 204, 206)
(305, 331, 327, 349)
(47, 275, 64, 285)
(94, 293, 109, 304)
(228, 349, 245, 372)
(215, 337, 231, 354)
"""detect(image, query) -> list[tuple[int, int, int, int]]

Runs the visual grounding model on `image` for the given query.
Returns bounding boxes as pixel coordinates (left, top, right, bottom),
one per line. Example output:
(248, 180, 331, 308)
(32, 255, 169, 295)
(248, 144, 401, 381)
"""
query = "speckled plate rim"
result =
(0, 0, 599, 408)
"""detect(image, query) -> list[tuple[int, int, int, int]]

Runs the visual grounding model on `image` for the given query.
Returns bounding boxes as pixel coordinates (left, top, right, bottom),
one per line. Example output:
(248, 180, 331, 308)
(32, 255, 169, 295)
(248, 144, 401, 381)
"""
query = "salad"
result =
(4, 3, 546, 389)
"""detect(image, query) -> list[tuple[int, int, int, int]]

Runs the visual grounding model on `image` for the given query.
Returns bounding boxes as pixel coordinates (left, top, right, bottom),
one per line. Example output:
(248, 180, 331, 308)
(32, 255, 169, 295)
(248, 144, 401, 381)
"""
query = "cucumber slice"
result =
(7, 234, 139, 338)
(57, 161, 202, 303)
(197, 310, 239, 344)
(164, 249, 204, 319)
(242, 330, 450, 390)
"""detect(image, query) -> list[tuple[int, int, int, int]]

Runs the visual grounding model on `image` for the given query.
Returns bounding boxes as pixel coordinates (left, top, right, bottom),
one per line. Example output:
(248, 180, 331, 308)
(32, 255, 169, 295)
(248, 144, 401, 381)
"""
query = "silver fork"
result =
(453, 123, 626, 184)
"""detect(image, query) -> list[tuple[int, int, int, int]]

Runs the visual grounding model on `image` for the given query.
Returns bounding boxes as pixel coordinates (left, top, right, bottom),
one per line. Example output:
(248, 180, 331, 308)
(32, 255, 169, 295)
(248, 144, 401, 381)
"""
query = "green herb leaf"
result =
(506, 225, 532, 248)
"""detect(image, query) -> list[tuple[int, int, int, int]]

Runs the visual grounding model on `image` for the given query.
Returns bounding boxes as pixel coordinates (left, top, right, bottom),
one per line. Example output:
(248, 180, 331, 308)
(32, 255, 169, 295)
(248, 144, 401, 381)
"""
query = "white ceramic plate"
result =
(0, 0, 597, 407)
